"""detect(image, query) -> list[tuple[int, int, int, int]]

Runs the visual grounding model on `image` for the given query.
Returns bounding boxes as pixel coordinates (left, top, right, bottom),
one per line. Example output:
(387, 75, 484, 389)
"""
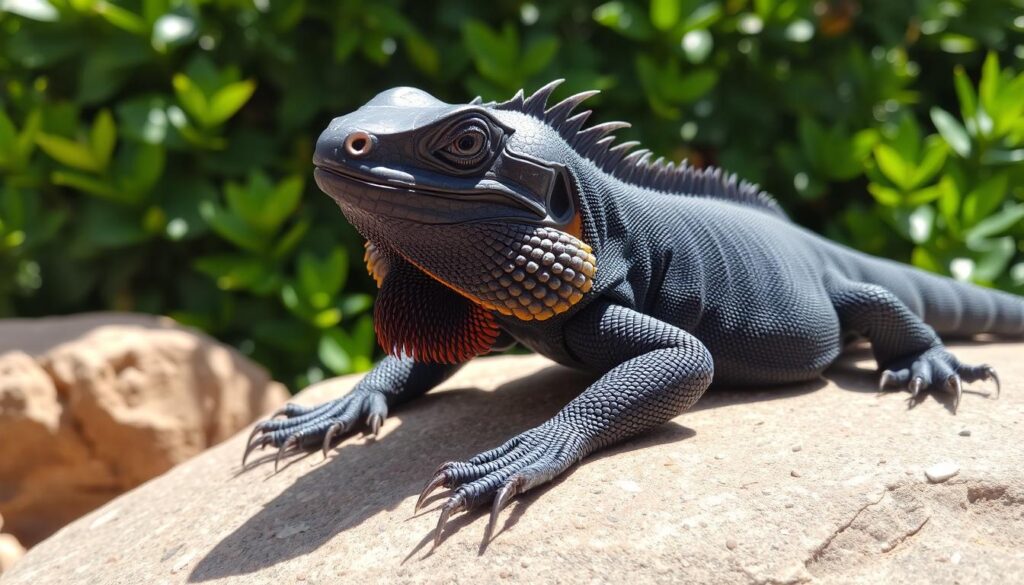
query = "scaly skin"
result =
(244, 81, 1014, 546)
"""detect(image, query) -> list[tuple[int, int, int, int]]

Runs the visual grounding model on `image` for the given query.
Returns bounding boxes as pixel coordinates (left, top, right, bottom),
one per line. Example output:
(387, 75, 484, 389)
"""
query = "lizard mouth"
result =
(313, 164, 546, 225)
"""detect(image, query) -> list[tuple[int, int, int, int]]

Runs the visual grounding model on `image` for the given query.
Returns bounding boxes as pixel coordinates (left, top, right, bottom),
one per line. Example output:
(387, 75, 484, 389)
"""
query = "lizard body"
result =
(246, 81, 1016, 544)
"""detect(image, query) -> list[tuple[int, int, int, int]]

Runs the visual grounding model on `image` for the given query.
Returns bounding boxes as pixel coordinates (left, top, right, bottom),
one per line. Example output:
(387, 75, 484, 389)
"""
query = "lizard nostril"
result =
(344, 131, 373, 157)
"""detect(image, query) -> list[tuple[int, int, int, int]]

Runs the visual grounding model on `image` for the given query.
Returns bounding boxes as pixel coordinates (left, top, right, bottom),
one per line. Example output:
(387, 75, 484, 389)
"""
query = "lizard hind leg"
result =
(825, 273, 999, 412)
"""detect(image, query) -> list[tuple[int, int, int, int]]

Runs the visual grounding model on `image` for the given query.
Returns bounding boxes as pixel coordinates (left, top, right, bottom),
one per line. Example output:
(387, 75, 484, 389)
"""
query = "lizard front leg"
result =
(419, 301, 713, 545)
(243, 355, 462, 469)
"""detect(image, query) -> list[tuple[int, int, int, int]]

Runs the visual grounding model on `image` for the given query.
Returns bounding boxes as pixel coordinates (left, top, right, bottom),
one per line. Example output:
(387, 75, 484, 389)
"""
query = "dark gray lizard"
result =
(244, 80, 1016, 544)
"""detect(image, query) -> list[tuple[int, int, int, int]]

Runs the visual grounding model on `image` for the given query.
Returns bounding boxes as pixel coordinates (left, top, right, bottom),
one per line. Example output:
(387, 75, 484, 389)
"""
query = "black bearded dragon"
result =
(244, 81, 1015, 545)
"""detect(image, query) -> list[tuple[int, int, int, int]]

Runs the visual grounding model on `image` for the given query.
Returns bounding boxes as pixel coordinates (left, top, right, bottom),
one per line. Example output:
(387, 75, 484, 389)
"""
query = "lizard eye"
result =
(435, 119, 492, 169)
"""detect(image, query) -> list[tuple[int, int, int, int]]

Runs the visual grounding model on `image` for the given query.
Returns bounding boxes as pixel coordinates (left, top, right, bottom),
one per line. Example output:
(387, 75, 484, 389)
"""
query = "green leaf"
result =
(90, 109, 117, 169)
(981, 149, 1024, 165)
(404, 34, 440, 76)
(51, 170, 118, 199)
(962, 173, 1009, 226)
(929, 107, 970, 158)
(0, 110, 17, 158)
(650, 0, 682, 31)
(966, 204, 1024, 242)
(194, 254, 279, 294)
(4, 0, 59, 21)
(905, 183, 944, 205)
(318, 329, 352, 374)
(116, 143, 165, 201)
(94, 1, 148, 34)
(664, 68, 718, 103)
(172, 73, 208, 125)
(199, 201, 267, 253)
(462, 20, 517, 84)
(873, 144, 913, 190)
(521, 37, 559, 77)
(271, 219, 310, 261)
(909, 140, 947, 188)
(953, 66, 977, 124)
(297, 247, 348, 302)
(207, 80, 257, 126)
(867, 183, 902, 206)
(36, 133, 102, 172)
(979, 52, 1000, 114)
(593, 1, 653, 41)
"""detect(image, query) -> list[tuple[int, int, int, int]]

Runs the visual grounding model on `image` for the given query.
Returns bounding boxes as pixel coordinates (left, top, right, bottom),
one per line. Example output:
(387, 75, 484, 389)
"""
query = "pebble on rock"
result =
(958, 429, 971, 437)
(925, 461, 960, 483)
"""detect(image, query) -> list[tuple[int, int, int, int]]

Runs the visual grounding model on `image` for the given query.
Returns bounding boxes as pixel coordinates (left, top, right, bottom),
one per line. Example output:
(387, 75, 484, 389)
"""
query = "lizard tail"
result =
(855, 255, 1024, 337)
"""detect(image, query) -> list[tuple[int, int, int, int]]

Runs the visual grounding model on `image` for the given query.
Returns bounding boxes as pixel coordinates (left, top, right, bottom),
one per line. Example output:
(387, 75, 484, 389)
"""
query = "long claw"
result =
(241, 434, 270, 467)
(321, 423, 343, 458)
(368, 413, 383, 437)
(415, 471, 448, 512)
(909, 377, 924, 398)
(984, 366, 1001, 399)
(274, 436, 298, 472)
(433, 496, 465, 548)
(878, 370, 896, 392)
(485, 478, 520, 542)
(946, 375, 962, 414)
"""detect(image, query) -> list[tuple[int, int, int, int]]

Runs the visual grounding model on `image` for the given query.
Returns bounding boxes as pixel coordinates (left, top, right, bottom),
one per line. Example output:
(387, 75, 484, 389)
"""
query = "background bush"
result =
(2, 0, 1023, 389)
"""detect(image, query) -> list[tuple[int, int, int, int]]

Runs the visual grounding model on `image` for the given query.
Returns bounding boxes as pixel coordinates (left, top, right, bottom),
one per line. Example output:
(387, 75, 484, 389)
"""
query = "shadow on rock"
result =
(190, 358, 864, 580)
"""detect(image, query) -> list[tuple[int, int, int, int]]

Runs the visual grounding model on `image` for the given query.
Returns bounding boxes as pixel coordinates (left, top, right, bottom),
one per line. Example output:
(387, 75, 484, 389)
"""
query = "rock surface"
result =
(0, 313, 289, 548)
(4, 342, 1023, 585)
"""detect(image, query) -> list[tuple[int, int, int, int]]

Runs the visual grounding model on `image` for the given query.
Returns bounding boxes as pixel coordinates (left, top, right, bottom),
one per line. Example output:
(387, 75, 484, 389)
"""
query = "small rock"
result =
(0, 533, 26, 574)
(951, 551, 962, 565)
(714, 454, 725, 460)
(791, 445, 802, 452)
(959, 429, 971, 437)
(726, 539, 737, 550)
(790, 470, 802, 478)
(615, 479, 642, 493)
(925, 461, 960, 483)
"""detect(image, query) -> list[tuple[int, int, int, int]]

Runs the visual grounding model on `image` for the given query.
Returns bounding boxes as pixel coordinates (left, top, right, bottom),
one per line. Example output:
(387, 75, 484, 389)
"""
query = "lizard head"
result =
(313, 82, 600, 322)
(313, 85, 582, 230)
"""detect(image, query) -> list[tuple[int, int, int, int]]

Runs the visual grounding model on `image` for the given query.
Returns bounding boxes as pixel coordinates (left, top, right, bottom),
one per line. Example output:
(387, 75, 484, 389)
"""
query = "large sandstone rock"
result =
(0, 313, 289, 549)
(3, 343, 1023, 584)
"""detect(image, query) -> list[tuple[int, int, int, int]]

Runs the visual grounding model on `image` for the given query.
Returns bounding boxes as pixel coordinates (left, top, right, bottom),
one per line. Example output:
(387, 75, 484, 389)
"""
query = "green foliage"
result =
(2, 0, 1024, 389)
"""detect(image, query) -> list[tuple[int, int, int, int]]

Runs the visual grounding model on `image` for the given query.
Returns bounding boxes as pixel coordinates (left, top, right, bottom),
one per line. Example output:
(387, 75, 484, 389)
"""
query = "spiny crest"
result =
(488, 80, 787, 218)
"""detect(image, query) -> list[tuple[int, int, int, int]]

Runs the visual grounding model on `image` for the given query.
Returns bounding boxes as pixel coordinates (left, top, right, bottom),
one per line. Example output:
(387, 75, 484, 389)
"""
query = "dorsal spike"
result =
(521, 79, 564, 116)
(602, 140, 639, 169)
(620, 149, 651, 166)
(494, 89, 525, 111)
(608, 140, 640, 154)
(544, 90, 600, 128)
(559, 110, 592, 138)
(588, 136, 617, 164)
(573, 121, 629, 153)
(469, 96, 483, 105)
(484, 82, 786, 219)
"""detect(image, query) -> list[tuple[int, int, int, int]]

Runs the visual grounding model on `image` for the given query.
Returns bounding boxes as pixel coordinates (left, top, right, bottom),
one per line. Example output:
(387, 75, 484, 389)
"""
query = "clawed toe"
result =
(240, 392, 390, 470)
(879, 348, 1003, 413)
(416, 423, 585, 549)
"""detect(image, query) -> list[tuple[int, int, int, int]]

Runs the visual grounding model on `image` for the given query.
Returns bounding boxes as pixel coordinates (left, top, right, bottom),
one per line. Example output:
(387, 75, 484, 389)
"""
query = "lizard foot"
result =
(878, 346, 999, 413)
(241, 390, 388, 470)
(415, 421, 587, 547)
